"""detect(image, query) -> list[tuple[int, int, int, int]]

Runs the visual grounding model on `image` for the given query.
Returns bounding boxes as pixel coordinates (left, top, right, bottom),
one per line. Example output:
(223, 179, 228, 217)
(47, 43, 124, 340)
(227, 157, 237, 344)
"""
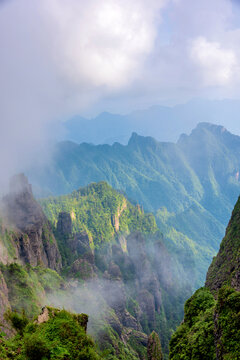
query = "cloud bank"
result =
(0, 0, 166, 186)
(1, 0, 240, 185)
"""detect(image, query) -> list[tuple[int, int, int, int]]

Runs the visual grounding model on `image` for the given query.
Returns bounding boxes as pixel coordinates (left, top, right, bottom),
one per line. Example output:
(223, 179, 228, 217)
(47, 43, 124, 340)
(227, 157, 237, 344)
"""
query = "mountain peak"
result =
(9, 173, 32, 195)
(128, 132, 139, 144)
(178, 122, 230, 145)
(195, 122, 227, 133)
(128, 132, 159, 147)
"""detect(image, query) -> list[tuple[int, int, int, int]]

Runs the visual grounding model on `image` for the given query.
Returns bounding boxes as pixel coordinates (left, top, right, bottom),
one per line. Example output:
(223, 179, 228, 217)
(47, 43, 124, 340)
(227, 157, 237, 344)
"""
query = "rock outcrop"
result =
(57, 212, 72, 236)
(2, 174, 62, 271)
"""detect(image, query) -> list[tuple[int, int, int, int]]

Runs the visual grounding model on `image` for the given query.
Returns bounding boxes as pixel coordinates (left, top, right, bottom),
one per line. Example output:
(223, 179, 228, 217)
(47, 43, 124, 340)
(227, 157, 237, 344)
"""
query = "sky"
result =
(1, 0, 240, 184)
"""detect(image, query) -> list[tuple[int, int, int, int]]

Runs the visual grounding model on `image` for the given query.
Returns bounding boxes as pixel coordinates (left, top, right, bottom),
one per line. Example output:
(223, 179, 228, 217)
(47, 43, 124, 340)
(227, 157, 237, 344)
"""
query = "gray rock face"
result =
(56, 212, 94, 263)
(57, 212, 72, 236)
(122, 310, 141, 331)
(138, 290, 156, 330)
(2, 174, 62, 271)
(71, 232, 94, 260)
(70, 258, 96, 280)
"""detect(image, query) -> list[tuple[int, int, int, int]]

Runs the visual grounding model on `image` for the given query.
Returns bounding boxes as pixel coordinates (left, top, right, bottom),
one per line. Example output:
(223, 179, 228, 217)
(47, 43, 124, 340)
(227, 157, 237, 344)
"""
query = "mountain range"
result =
(0, 174, 187, 359)
(1, 120, 240, 358)
(62, 99, 240, 145)
(28, 122, 240, 287)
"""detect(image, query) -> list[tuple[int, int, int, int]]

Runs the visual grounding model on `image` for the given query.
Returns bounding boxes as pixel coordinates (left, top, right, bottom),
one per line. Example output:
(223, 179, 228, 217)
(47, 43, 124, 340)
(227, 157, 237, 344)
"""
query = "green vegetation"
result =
(0, 308, 101, 360)
(169, 288, 216, 360)
(39, 181, 191, 358)
(216, 286, 240, 358)
(40, 181, 158, 248)
(93, 322, 142, 360)
(0, 181, 185, 360)
(0, 263, 65, 317)
(170, 195, 240, 359)
(169, 286, 240, 360)
(206, 196, 240, 291)
(147, 331, 163, 360)
(0, 219, 18, 261)
(30, 123, 240, 288)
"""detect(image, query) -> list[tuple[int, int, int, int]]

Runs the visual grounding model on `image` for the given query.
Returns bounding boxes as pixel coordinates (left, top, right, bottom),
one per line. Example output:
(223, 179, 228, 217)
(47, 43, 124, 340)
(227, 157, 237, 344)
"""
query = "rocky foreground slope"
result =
(169, 196, 240, 359)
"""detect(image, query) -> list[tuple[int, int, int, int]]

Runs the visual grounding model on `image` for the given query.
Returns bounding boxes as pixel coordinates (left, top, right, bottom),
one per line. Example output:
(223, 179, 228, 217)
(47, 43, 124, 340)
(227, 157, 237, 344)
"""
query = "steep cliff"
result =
(169, 196, 240, 360)
(206, 196, 240, 292)
(1, 174, 62, 271)
(0, 174, 65, 331)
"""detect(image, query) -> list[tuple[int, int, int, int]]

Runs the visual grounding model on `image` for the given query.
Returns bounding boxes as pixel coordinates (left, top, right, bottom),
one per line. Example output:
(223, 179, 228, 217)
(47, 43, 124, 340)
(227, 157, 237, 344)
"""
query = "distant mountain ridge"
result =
(62, 99, 240, 145)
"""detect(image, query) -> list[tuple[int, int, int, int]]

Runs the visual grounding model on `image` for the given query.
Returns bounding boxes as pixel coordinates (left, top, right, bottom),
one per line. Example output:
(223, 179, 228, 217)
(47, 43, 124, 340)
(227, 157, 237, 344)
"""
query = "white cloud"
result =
(0, 0, 167, 184)
(42, 0, 166, 90)
(190, 36, 237, 86)
(1, 0, 240, 184)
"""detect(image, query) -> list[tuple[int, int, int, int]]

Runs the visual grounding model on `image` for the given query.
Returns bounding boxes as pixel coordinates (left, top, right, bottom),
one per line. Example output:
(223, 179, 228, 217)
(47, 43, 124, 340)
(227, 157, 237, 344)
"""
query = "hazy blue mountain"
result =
(28, 122, 240, 287)
(62, 99, 240, 145)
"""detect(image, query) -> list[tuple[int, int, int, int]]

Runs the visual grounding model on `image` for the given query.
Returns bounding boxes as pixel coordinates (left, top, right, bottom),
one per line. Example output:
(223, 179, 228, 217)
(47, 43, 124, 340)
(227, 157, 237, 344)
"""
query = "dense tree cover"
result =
(170, 195, 240, 359)
(40, 181, 158, 248)
(206, 195, 240, 291)
(0, 308, 101, 360)
(169, 286, 240, 360)
(169, 288, 216, 360)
